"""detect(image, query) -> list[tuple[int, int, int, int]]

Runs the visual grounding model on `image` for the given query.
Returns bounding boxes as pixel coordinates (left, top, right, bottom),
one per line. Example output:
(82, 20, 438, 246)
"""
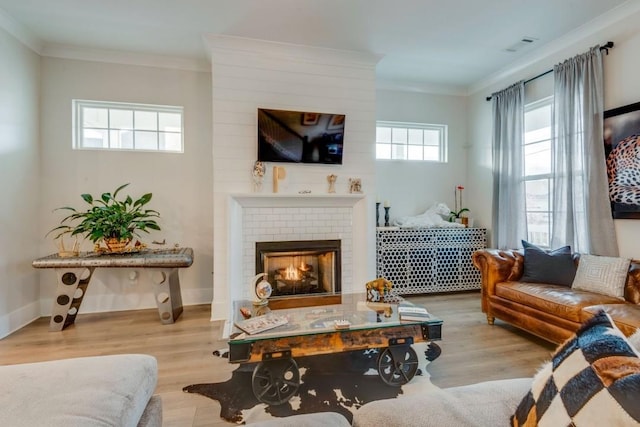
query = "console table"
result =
(376, 228, 486, 294)
(33, 248, 193, 331)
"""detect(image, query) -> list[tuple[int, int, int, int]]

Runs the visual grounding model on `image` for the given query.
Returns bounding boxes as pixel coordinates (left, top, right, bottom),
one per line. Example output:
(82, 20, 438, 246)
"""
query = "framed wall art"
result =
(604, 101, 640, 219)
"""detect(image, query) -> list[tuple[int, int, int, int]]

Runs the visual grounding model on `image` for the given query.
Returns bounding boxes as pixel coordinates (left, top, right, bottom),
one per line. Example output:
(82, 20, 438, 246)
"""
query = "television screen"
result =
(258, 108, 344, 164)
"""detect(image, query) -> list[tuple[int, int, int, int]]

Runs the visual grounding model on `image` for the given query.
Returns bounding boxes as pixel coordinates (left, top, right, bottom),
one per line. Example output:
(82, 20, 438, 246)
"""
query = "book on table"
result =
(234, 313, 289, 335)
(398, 305, 430, 322)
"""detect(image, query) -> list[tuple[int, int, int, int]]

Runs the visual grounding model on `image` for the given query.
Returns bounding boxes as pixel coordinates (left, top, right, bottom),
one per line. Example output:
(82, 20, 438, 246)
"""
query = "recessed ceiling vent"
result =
(504, 37, 538, 53)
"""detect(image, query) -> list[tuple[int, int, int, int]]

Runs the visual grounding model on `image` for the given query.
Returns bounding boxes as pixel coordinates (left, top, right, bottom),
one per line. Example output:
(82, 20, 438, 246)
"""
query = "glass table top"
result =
(230, 293, 442, 344)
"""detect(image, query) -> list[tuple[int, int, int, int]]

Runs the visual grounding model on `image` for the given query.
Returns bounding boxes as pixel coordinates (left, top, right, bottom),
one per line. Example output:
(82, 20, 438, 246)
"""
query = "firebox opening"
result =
(256, 240, 341, 299)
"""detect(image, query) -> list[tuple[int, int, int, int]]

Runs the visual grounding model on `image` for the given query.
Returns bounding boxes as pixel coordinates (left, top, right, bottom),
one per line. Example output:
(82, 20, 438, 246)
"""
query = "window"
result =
(524, 97, 553, 247)
(376, 121, 447, 162)
(73, 100, 184, 152)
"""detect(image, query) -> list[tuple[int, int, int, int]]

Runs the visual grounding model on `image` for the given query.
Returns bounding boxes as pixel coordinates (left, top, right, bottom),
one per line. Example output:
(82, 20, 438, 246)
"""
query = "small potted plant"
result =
(449, 185, 470, 225)
(47, 183, 161, 253)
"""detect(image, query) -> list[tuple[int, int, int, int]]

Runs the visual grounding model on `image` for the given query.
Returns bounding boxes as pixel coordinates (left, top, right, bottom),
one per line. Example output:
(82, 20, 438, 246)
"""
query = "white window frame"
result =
(72, 99, 184, 153)
(523, 96, 554, 247)
(375, 121, 448, 162)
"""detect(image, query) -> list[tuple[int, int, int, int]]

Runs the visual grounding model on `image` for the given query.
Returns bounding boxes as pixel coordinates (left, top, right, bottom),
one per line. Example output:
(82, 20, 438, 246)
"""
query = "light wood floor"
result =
(0, 292, 556, 426)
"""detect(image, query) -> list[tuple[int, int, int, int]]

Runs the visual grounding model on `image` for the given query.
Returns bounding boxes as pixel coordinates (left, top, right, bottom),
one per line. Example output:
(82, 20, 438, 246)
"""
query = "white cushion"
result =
(629, 328, 640, 351)
(571, 254, 630, 300)
(0, 354, 158, 427)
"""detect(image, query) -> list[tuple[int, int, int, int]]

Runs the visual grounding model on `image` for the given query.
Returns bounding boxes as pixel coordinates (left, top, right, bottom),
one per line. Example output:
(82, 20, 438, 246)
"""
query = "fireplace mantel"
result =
(230, 193, 365, 208)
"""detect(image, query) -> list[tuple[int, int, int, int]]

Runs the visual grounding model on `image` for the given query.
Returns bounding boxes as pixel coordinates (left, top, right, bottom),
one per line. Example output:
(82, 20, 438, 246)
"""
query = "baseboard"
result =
(0, 301, 41, 340)
(39, 287, 213, 316)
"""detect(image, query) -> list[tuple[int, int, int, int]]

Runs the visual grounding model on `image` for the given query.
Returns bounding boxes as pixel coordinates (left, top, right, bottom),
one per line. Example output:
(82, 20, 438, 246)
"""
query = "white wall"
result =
(376, 90, 469, 223)
(206, 35, 379, 320)
(0, 26, 41, 338)
(467, 2, 640, 257)
(38, 57, 213, 314)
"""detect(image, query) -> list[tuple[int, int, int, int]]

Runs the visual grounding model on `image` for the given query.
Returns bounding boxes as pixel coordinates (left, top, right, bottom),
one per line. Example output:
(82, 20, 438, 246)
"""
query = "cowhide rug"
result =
(183, 342, 441, 424)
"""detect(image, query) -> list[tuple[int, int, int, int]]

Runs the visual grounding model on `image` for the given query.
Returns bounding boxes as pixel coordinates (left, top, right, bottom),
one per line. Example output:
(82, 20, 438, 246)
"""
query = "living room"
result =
(2, 0, 640, 426)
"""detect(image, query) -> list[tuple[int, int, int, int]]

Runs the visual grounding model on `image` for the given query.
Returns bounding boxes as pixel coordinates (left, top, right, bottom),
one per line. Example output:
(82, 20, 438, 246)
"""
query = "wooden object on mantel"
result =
(32, 248, 193, 331)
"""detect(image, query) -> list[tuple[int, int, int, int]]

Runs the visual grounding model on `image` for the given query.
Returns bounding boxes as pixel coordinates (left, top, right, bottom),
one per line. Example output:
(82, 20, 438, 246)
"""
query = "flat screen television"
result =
(258, 108, 345, 164)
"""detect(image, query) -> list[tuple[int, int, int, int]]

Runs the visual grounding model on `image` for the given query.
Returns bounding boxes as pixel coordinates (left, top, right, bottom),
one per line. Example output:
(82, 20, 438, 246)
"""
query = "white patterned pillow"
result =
(629, 329, 640, 351)
(511, 311, 640, 426)
(571, 254, 630, 300)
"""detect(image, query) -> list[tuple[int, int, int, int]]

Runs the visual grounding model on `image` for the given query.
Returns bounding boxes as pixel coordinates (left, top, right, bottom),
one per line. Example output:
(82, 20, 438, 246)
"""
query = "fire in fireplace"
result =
(255, 240, 341, 299)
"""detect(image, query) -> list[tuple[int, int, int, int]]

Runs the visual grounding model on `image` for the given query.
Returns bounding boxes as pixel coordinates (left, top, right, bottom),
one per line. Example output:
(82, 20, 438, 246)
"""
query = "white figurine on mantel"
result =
(392, 202, 465, 228)
(251, 161, 265, 192)
(327, 174, 337, 193)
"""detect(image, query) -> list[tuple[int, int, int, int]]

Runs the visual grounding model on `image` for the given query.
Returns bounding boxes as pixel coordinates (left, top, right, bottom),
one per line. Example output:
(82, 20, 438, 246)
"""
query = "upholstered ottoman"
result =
(0, 354, 161, 427)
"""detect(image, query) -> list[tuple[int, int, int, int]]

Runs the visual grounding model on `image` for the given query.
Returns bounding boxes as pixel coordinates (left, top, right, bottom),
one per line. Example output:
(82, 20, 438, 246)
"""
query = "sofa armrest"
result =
(472, 249, 523, 312)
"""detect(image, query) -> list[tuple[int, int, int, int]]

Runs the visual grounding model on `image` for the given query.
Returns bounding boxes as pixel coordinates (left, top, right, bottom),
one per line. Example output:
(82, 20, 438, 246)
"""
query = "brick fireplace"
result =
(216, 193, 369, 334)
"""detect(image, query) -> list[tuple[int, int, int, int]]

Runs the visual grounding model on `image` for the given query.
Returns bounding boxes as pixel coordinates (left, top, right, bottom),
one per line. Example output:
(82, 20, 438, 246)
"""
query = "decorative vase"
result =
(104, 238, 131, 253)
(461, 217, 469, 227)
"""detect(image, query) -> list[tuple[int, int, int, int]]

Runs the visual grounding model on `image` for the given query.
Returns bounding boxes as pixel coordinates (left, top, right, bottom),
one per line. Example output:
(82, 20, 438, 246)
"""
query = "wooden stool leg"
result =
(150, 268, 184, 324)
(50, 267, 94, 331)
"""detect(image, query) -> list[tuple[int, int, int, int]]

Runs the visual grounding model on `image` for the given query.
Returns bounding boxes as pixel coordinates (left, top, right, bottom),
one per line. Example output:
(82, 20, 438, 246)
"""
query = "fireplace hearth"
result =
(256, 240, 341, 303)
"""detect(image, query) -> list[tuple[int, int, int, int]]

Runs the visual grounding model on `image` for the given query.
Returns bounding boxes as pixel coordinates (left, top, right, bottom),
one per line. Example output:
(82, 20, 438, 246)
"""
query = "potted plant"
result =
(47, 183, 161, 253)
(449, 185, 470, 225)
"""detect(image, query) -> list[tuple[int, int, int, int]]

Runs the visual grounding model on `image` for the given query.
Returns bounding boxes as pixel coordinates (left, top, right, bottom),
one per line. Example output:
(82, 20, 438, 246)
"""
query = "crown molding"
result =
(0, 7, 42, 54)
(376, 78, 467, 96)
(203, 34, 382, 70)
(41, 43, 211, 72)
(468, 0, 640, 95)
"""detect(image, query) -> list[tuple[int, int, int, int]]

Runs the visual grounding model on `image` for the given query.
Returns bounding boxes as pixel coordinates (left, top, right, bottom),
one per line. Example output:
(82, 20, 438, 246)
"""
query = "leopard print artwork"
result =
(607, 134, 640, 205)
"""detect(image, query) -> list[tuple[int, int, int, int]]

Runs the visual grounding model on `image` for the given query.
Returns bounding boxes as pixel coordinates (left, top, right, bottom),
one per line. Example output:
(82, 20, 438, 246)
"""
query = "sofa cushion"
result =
(352, 378, 532, 427)
(582, 304, 640, 337)
(0, 354, 158, 427)
(511, 311, 640, 426)
(495, 281, 623, 323)
(521, 241, 577, 287)
(572, 254, 630, 300)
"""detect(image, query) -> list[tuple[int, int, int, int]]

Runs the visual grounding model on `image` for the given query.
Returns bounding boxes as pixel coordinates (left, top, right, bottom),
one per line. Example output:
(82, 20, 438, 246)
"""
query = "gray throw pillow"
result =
(520, 240, 577, 287)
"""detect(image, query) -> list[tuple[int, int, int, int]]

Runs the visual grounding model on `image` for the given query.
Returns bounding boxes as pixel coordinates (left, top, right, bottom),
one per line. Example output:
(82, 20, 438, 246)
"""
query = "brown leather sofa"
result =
(472, 249, 640, 344)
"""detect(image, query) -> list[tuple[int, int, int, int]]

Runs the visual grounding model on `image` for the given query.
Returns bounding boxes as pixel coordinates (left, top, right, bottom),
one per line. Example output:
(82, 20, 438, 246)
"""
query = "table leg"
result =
(49, 267, 94, 331)
(149, 268, 184, 324)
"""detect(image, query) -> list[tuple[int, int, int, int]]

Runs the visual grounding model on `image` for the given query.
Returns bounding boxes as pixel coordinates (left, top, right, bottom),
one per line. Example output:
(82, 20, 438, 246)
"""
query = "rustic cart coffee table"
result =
(228, 293, 442, 405)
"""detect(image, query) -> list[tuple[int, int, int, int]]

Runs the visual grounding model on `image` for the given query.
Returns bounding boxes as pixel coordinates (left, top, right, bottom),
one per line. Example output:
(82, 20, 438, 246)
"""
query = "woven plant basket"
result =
(104, 238, 131, 253)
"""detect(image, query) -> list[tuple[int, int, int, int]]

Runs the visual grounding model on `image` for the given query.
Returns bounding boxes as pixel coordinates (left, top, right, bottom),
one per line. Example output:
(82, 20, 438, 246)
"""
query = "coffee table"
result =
(228, 293, 442, 405)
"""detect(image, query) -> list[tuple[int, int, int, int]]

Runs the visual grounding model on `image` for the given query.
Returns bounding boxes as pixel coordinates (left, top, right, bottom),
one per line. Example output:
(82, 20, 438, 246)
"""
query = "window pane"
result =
(424, 129, 440, 146)
(159, 132, 182, 152)
(83, 108, 108, 128)
(524, 140, 551, 175)
(376, 143, 391, 159)
(135, 131, 158, 150)
(392, 144, 407, 160)
(159, 113, 181, 132)
(526, 212, 550, 247)
(424, 146, 439, 161)
(408, 145, 423, 160)
(110, 109, 133, 129)
(135, 111, 157, 131)
(110, 130, 133, 149)
(525, 179, 550, 211)
(83, 129, 108, 148)
(408, 129, 423, 145)
(392, 128, 407, 143)
(377, 127, 391, 143)
(525, 104, 551, 134)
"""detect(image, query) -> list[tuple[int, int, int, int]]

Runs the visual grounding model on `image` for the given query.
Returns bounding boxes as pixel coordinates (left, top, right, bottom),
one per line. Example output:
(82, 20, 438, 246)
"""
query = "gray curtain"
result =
(552, 46, 618, 256)
(492, 81, 526, 249)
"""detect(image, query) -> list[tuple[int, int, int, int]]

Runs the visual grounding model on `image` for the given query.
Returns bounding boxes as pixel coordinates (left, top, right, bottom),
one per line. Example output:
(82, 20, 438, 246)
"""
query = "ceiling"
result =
(0, 0, 631, 93)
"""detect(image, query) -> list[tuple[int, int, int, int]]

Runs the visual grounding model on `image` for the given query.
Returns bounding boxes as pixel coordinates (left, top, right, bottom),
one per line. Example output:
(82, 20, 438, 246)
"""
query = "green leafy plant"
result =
(47, 183, 161, 249)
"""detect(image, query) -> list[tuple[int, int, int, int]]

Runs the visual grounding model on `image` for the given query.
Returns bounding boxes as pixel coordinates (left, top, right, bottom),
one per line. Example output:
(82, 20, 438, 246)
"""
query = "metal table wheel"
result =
(251, 358, 300, 405)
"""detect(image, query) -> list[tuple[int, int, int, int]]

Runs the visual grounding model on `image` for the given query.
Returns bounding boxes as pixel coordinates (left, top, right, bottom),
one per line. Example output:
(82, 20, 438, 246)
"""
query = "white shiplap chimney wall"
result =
(205, 35, 380, 327)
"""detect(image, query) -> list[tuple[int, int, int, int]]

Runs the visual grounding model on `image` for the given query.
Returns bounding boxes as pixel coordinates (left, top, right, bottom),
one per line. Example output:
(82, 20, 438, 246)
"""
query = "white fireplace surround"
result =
(219, 193, 367, 335)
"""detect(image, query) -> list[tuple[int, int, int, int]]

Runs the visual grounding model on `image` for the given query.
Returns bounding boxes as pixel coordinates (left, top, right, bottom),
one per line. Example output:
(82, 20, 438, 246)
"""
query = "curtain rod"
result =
(485, 41, 614, 101)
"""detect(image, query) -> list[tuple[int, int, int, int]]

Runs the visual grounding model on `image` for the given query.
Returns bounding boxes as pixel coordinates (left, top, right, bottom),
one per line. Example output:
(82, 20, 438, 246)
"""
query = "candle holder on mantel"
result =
(376, 202, 381, 227)
(384, 207, 390, 227)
